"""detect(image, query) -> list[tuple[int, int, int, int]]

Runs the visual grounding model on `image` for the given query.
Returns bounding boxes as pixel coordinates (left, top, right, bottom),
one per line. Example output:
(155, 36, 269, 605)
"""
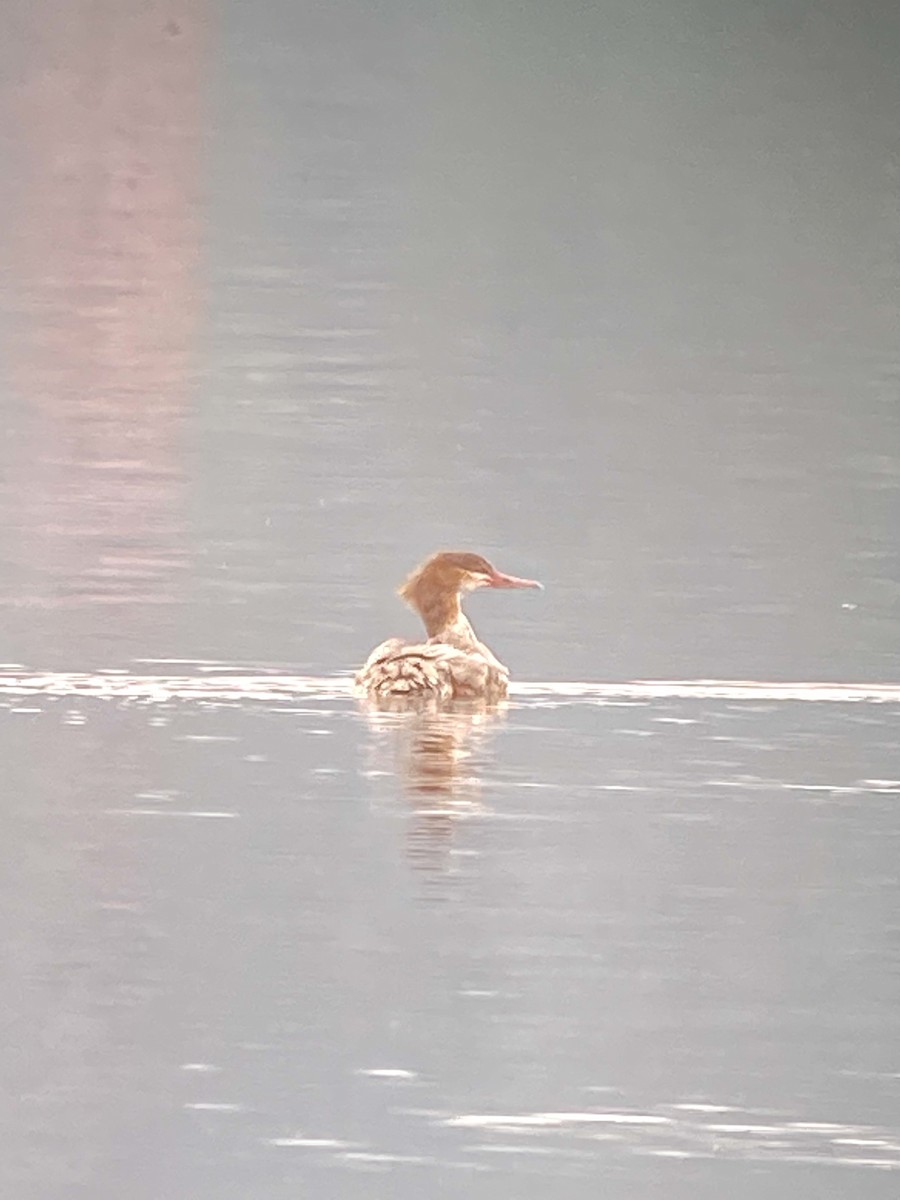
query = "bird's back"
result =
(354, 638, 508, 704)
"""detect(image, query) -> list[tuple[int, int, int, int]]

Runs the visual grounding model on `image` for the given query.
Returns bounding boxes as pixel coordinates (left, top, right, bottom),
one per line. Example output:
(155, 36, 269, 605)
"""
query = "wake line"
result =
(514, 680, 900, 703)
(0, 670, 899, 705)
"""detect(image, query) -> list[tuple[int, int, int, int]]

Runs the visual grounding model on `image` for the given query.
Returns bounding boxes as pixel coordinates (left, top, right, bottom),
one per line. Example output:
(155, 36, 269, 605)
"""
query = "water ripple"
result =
(0, 668, 898, 706)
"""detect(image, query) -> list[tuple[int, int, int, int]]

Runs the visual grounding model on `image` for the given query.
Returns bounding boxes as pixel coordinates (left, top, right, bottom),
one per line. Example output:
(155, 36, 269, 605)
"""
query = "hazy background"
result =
(0, 0, 898, 680)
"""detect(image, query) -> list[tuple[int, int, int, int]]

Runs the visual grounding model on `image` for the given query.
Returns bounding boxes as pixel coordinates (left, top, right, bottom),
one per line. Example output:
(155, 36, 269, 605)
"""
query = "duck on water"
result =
(355, 551, 542, 704)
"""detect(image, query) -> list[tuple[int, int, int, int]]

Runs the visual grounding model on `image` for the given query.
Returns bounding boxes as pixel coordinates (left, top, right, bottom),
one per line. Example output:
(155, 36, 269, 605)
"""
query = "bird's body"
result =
(354, 551, 541, 705)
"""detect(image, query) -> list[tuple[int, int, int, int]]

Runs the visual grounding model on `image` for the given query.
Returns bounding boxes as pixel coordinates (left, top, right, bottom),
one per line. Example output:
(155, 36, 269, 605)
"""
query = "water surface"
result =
(0, 0, 898, 1196)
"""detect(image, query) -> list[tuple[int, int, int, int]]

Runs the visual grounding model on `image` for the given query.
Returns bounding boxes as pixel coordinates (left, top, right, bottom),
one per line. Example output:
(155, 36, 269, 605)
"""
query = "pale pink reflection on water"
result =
(3, 1, 208, 657)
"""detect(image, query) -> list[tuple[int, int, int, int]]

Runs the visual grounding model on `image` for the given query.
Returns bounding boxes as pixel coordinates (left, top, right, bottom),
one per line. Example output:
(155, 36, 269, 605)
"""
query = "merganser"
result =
(355, 551, 542, 704)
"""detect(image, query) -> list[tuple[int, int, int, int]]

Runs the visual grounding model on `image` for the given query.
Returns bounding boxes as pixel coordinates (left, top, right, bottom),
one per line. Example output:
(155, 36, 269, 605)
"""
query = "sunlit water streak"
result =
(258, 1100, 900, 1173)
(434, 1103, 900, 1171)
(1, 667, 899, 705)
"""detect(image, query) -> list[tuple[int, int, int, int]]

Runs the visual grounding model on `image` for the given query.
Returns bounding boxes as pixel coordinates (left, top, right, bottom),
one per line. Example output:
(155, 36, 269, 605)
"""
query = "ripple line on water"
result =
(0, 671, 898, 705)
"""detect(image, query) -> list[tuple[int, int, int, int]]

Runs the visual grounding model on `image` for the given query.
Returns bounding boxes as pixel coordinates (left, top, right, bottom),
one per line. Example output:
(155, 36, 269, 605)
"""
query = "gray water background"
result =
(0, 1, 899, 1196)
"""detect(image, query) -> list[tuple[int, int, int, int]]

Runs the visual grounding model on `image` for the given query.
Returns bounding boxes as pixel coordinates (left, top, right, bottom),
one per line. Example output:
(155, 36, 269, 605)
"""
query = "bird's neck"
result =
(414, 587, 477, 645)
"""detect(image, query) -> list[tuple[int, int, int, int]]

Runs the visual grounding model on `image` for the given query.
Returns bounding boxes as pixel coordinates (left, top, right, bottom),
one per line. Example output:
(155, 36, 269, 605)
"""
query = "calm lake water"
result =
(1, 0, 899, 1196)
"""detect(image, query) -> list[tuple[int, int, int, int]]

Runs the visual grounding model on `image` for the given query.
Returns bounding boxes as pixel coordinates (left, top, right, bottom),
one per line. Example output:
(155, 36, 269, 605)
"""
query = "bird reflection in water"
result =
(358, 697, 506, 873)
